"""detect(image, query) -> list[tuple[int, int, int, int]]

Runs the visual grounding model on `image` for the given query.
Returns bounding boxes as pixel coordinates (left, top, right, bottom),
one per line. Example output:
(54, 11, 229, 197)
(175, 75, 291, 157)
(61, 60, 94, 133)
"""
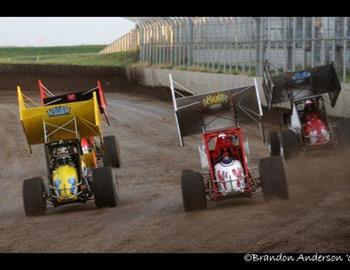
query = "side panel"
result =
(38, 80, 46, 105)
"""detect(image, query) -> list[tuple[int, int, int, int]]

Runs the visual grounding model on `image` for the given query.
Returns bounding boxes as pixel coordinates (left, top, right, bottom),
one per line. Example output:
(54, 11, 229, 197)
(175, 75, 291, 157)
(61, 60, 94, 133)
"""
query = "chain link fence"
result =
(101, 17, 350, 83)
(100, 29, 140, 54)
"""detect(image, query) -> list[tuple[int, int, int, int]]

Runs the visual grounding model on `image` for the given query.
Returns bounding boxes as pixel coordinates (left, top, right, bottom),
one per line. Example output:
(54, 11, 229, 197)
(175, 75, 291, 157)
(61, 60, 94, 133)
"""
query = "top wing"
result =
(18, 86, 102, 147)
(38, 80, 109, 125)
(169, 74, 264, 146)
(262, 62, 341, 109)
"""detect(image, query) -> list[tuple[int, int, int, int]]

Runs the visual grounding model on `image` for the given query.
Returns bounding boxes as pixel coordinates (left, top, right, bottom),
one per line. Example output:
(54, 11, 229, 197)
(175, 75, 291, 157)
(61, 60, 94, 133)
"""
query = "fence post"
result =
(255, 17, 260, 75)
(343, 17, 347, 83)
(283, 17, 288, 72)
(302, 17, 306, 69)
(255, 17, 265, 76)
(311, 17, 315, 68)
(236, 20, 239, 73)
(332, 17, 336, 65)
(248, 20, 252, 74)
(188, 19, 193, 67)
(292, 17, 296, 71)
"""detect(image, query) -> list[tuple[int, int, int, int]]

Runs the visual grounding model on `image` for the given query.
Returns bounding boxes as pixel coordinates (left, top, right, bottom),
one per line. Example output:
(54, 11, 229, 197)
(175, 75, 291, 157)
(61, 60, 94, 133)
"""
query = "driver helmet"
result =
(304, 99, 317, 120)
(57, 145, 69, 156)
(221, 152, 234, 165)
(217, 133, 236, 163)
(56, 144, 72, 166)
(304, 99, 316, 110)
(217, 133, 229, 143)
(57, 155, 72, 166)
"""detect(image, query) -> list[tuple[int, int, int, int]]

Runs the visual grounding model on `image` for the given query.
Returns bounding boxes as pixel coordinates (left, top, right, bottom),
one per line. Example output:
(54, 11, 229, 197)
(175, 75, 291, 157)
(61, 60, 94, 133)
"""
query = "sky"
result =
(0, 17, 135, 47)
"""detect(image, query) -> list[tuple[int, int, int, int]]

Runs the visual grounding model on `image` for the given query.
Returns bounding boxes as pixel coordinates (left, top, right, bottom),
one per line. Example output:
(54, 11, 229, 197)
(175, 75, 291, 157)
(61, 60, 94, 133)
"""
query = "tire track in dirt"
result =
(1, 86, 350, 252)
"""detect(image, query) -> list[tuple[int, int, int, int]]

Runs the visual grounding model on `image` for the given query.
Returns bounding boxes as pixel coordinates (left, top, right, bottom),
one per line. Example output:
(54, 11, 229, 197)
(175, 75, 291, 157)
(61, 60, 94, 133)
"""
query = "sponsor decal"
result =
(232, 167, 243, 178)
(47, 106, 71, 117)
(203, 93, 228, 106)
(292, 71, 311, 81)
(217, 169, 228, 190)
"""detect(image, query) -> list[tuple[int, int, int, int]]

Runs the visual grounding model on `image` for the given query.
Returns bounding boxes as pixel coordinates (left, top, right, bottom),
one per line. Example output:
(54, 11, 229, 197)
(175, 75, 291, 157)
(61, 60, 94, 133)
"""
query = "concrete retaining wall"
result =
(126, 66, 350, 118)
(0, 64, 127, 92)
(0, 64, 126, 77)
(1, 63, 349, 118)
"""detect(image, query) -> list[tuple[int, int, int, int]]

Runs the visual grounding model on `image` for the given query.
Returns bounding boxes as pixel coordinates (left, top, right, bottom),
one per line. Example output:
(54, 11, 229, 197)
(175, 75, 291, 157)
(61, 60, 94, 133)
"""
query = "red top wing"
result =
(97, 80, 110, 125)
(97, 80, 107, 110)
(38, 80, 46, 105)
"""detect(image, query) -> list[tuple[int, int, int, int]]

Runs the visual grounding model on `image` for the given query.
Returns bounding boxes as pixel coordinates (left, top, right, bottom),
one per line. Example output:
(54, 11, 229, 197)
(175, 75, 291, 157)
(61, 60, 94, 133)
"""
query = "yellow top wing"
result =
(18, 86, 101, 146)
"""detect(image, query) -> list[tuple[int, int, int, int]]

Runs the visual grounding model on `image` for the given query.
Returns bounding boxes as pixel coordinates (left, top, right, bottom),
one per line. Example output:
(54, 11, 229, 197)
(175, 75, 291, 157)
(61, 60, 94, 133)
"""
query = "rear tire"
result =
(259, 156, 288, 201)
(93, 167, 119, 208)
(268, 131, 280, 156)
(23, 177, 47, 216)
(102, 135, 121, 168)
(181, 170, 207, 212)
(280, 130, 299, 160)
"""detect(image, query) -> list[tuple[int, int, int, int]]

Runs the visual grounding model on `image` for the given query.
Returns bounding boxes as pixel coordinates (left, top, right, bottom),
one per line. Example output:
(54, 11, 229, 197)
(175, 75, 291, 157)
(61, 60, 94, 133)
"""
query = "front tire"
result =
(268, 131, 280, 156)
(259, 156, 289, 201)
(102, 135, 121, 168)
(181, 170, 207, 212)
(280, 130, 299, 160)
(23, 177, 47, 216)
(93, 167, 119, 208)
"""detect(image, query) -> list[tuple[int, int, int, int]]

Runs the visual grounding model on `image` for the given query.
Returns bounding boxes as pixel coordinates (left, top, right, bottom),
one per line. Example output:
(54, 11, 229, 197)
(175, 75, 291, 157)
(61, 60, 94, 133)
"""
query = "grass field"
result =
(0, 45, 105, 58)
(1, 45, 348, 82)
(0, 45, 139, 67)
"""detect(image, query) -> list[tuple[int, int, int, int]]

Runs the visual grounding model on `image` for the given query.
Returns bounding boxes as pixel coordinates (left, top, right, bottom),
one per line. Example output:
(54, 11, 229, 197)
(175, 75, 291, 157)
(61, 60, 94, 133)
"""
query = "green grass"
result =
(0, 45, 139, 67)
(0, 45, 105, 58)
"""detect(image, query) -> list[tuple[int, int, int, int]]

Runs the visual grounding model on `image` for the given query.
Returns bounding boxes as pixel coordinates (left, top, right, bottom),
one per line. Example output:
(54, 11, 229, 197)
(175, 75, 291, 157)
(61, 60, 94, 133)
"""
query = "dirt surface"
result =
(1, 77, 350, 253)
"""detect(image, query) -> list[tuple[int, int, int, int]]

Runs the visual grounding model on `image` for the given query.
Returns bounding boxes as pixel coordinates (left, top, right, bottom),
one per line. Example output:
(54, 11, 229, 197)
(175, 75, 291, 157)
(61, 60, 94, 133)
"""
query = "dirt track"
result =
(1, 77, 350, 252)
